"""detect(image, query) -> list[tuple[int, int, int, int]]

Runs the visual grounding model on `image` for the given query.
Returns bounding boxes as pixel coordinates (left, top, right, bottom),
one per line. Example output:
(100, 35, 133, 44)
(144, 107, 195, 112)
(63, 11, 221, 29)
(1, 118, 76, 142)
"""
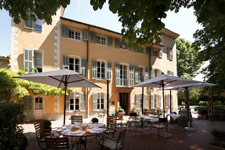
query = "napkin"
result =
(61, 129, 70, 135)
(87, 128, 106, 134)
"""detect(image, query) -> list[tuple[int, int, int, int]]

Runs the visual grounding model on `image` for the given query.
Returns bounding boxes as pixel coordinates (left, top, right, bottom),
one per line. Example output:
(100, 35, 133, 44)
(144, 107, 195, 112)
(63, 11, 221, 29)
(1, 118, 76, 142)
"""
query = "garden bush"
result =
(0, 100, 25, 150)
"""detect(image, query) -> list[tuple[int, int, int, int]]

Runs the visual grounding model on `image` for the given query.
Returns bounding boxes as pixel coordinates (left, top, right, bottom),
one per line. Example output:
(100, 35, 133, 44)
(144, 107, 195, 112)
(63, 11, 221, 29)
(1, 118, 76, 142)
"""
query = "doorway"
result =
(119, 93, 129, 114)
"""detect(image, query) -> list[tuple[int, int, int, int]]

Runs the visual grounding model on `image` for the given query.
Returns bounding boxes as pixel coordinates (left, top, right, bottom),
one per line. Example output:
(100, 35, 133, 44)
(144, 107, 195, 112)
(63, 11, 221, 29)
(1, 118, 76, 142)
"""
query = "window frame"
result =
(69, 92, 80, 111)
(118, 63, 128, 87)
(96, 59, 107, 80)
(96, 35, 107, 45)
(137, 66, 145, 82)
(96, 92, 106, 110)
(34, 50, 43, 73)
(68, 29, 81, 40)
(34, 96, 43, 110)
(68, 56, 81, 73)
(24, 16, 43, 32)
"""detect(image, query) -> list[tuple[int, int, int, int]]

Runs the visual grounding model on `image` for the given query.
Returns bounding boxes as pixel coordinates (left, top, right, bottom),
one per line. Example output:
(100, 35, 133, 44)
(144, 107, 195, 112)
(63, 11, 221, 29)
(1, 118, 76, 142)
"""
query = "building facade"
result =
(10, 8, 179, 121)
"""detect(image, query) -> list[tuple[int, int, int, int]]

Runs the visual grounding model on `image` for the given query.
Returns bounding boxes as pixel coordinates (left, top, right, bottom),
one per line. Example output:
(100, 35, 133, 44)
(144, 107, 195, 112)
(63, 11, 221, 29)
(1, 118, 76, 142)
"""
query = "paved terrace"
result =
(23, 118, 225, 150)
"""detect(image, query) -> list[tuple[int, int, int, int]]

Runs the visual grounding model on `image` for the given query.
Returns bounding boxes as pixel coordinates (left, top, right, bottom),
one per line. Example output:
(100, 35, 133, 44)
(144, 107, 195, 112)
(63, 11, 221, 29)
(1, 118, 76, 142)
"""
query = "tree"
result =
(176, 38, 202, 105)
(176, 38, 202, 79)
(0, 0, 70, 24)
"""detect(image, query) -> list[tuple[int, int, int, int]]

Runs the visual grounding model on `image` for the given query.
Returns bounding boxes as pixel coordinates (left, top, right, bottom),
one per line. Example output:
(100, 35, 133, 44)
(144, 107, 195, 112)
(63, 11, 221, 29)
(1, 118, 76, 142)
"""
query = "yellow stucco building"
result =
(10, 8, 179, 121)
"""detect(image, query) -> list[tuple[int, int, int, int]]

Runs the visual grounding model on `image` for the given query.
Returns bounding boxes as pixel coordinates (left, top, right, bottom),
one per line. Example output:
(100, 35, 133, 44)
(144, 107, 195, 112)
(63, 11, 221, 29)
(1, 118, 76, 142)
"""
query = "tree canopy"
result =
(176, 38, 202, 79)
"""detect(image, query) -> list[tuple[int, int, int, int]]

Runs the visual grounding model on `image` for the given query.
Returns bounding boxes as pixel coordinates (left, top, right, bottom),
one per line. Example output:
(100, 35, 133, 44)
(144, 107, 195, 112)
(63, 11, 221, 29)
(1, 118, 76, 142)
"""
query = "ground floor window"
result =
(69, 93, 80, 111)
(69, 57, 80, 73)
(35, 97, 43, 110)
(97, 93, 105, 110)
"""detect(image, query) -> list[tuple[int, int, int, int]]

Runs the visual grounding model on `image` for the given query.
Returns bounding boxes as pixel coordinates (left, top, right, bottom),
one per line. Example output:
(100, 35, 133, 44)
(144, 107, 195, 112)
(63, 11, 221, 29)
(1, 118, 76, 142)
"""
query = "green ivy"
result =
(0, 69, 76, 100)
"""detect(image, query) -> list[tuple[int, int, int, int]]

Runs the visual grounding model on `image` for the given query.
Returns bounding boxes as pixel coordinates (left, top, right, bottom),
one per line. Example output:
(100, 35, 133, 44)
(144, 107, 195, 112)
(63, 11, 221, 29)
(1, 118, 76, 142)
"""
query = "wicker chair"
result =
(100, 128, 127, 150)
(45, 137, 77, 150)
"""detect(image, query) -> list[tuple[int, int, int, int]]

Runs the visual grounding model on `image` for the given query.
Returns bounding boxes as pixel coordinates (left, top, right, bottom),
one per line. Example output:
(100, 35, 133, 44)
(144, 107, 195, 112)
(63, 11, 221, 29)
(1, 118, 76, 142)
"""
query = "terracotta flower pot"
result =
(118, 112, 124, 120)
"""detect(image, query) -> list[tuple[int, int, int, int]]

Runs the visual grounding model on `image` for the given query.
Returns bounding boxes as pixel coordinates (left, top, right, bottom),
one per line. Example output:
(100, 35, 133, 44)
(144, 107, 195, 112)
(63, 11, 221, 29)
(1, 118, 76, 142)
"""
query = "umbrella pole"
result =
(107, 80, 109, 127)
(63, 84, 67, 125)
(185, 87, 190, 125)
(142, 87, 144, 115)
(162, 82, 165, 118)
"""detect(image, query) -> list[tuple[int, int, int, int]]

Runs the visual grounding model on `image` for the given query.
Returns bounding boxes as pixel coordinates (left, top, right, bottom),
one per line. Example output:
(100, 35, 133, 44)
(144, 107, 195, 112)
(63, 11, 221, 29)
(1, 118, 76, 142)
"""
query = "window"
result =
(137, 67, 144, 82)
(69, 30, 81, 40)
(136, 94, 143, 109)
(119, 64, 128, 86)
(97, 36, 106, 45)
(35, 97, 43, 110)
(24, 14, 42, 32)
(167, 47, 173, 61)
(69, 93, 80, 111)
(24, 49, 43, 73)
(97, 93, 105, 110)
(154, 69, 161, 77)
(69, 58, 80, 73)
(97, 61, 106, 79)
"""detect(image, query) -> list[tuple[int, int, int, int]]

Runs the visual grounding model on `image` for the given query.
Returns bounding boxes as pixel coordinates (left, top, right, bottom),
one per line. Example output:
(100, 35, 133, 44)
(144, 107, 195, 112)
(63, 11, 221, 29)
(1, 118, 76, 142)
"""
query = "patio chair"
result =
(45, 137, 77, 150)
(100, 128, 127, 150)
(150, 118, 168, 136)
(106, 116, 117, 137)
(71, 115, 83, 124)
(34, 120, 52, 150)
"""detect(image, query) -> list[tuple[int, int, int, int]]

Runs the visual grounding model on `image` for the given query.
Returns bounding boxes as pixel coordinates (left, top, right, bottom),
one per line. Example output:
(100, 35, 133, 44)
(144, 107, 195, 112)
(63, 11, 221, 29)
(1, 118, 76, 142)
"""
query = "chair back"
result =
(45, 137, 70, 149)
(71, 115, 83, 124)
(107, 116, 117, 127)
(159, 118, 167, 123)
(116, 129, 127, 149)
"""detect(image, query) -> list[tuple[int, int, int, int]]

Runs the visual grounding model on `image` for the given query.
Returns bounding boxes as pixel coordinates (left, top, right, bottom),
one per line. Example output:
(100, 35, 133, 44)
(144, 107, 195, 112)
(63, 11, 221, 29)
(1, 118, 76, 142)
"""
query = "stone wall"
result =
(0, 56, 10, 69)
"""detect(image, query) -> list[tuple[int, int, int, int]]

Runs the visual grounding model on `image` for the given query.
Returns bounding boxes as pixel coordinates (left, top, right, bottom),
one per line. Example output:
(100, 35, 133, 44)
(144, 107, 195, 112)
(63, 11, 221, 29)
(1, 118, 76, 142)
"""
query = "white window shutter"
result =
(136, 94, 140, 109)
(93, 93, 97, 111)
(151, 94, 154, 109)
(80, 92, 85, 111)
(63, 55, 69, 69)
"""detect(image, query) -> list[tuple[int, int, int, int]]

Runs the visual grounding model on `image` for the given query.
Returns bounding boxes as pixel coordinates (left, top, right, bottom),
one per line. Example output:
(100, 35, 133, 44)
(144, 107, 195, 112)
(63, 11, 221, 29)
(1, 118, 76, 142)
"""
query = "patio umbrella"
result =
(134, 73, 202, 118)
(165, 82, 216, 131)
(15, 69, 101, 125)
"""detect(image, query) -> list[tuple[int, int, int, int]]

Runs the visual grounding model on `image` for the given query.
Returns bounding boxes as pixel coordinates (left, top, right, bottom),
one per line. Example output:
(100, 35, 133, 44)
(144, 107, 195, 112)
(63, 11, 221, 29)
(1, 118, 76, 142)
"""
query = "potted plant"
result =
(130, 106, 137, 116)
(117, 107, 125, 120)
(91, 117, 99, 124)
(197, 107, 208, 120)
(143, 108, 149, 116)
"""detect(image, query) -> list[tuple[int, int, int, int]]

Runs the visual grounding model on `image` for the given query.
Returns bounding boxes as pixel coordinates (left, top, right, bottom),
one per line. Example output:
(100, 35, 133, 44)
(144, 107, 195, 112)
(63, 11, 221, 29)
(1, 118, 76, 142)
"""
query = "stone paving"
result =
(23, 118, 225, 150)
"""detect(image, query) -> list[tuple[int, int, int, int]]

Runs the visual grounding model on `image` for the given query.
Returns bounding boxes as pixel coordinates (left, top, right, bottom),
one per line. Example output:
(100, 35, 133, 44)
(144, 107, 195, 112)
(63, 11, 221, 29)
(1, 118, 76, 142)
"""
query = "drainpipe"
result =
(149, 45, 152, 109)
(86, 26, 90, 118)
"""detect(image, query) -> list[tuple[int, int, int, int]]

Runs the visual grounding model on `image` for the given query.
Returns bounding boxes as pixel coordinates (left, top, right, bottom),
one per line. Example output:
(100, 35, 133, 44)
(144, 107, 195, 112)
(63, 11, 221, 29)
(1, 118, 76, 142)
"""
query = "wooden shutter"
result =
(166, 95, 169, 107)
(150, 94, 154, 109)
(115, 39, 120, 48)
(81, 58, 87, 77)
(158, 95, 161, 108)
(23, 96, 33, 111)
(92, 59, 97, 79)
(150, 68, 155, 79)
(136, 94, 140, 109)
(24, 49, 33, 73)
(129, 64, 134, 87)
(115, 62, 120, 86)
(144, 95, 148, 109)
(66, 95, 69, 111)
(107, 37, 112, 46)
(135, 65, 138, 82)
(91, 32, 97, 42)
(82, 31, 88, 40)
(93, 93, 97, 111)
(145, 47, 150, 54)
(63, 55, 69, 69)
(61, 26, 69, 37)
(80, 92, 85, 111)
(145, 67, 149, 81)
(107, 61, 112, 80)
(159, 50, 163, 58)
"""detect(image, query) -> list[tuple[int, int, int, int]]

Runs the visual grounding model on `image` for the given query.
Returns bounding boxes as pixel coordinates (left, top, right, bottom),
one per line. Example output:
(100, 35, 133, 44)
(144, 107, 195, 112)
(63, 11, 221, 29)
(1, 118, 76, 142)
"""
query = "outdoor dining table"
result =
(56, 123, 106, 150)
(167, 113, 181, 120)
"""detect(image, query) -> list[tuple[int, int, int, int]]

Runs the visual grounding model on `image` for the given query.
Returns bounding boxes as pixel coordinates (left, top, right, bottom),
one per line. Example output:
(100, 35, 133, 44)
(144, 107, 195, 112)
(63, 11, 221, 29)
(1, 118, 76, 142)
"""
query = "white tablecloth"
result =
(167, 114, 181, 120)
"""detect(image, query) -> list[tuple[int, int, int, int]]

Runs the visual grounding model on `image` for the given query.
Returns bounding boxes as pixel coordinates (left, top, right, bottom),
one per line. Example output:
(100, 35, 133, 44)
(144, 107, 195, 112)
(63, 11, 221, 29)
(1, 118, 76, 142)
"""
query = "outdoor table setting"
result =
(167, 113, 181, 120)
(56, 123, 106, 149)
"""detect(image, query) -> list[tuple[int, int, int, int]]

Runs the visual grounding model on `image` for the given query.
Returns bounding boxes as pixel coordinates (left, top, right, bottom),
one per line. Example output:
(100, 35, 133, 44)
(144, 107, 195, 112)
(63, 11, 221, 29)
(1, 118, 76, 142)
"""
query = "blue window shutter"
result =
(62, 26, 69, 37)
(34, 19, 42, 32)
(115, 62, 120, 86)
(136, 94, 140, 109)
(150, 68, 155, 79)
(151, 48, 154, 55)
(151, 94, 154, 109)
(80, 92, 85, 111)
(158, 95, 161, 108)
(129, 64, 134, 87)
(63, 55, 69, 69)
(91, 32, 96, 42)
(145, 67, 149, 81)
(135, 65, 138, 82)
(144, 95, 148, 109)
(166, 95, 168, 107)
(107, 61, 112, 80)
(82, 31, 88, 40)
(93, 93, 97, 111)
(81, 58, 87, 76)
(107, 37, 112, 46)
(145, 47, 150, 54)
(92, 59, 97, 79)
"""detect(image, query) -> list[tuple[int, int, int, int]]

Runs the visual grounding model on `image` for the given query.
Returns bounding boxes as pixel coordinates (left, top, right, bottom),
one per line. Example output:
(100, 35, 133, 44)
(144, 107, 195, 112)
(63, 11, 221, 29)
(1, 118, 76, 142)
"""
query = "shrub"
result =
(91, 118, 99, 124)
(197, 107, 208, 114)
(211, 130, 225, 146)
(0, 100, 25, 150)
